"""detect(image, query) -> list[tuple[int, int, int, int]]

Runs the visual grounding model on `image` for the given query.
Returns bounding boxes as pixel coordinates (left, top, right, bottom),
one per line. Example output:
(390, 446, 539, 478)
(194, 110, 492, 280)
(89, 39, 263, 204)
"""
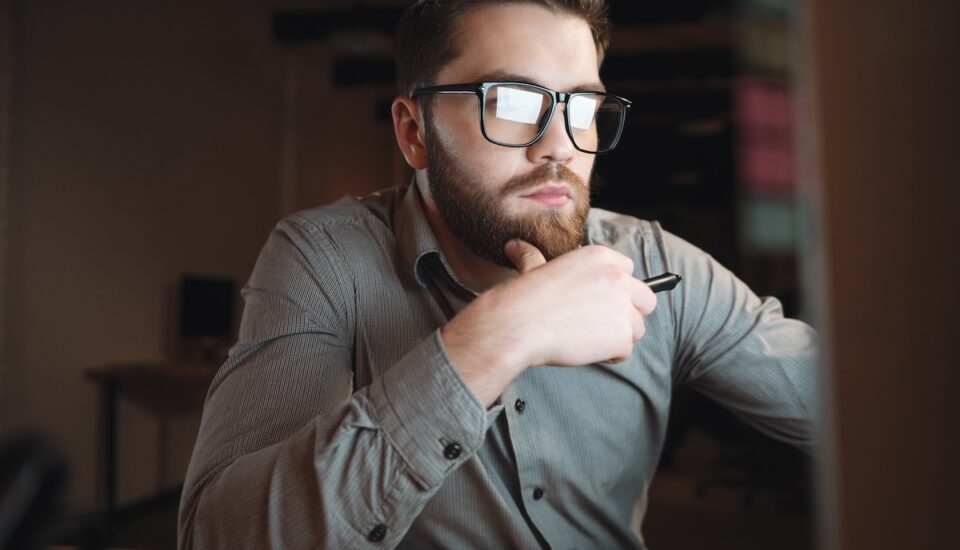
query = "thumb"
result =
(504, 239, 547, 273)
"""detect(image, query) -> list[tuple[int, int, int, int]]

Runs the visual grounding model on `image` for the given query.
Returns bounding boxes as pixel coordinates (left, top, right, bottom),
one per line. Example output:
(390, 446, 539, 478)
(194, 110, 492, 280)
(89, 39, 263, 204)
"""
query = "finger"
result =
(632, 310, 647, 341)
(504, 239, 547, 273)
(578, 245, 634, 274)
(629, 278, 658, 316)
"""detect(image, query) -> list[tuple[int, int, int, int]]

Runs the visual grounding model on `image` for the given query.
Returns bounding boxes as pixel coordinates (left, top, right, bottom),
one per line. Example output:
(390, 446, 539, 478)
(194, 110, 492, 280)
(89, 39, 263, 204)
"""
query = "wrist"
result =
(439, 294, 530, 407)
(462, 288, 534, 372)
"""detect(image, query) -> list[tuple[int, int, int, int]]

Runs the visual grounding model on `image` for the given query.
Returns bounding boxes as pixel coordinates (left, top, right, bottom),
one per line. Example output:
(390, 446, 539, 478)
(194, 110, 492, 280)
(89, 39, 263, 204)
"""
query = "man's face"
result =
(421, 3, 602, 267)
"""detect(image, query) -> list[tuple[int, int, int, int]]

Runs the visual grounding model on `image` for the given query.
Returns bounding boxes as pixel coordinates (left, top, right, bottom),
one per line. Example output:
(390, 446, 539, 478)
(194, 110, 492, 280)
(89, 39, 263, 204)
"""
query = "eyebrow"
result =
(474, 71, 607, 93)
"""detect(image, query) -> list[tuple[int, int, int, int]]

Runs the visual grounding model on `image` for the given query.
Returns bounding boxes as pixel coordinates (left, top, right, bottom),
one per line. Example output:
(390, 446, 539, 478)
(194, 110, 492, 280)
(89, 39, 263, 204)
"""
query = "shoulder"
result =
(265, 188, 404, 266)
(257, 188, 404, 287)
(282, 187, 401, 238)
(586, 207, 659, 241)
(586, 206, 669, 256)
(585, 207, 712, 273)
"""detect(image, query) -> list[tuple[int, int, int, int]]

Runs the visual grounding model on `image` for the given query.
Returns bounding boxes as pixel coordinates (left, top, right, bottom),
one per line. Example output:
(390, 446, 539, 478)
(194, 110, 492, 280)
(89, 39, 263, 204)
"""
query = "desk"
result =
(83, 363, 215, 517)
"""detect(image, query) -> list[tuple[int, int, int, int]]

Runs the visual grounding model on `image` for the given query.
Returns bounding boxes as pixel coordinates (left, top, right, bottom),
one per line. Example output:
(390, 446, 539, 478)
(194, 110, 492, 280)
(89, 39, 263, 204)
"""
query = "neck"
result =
(417, 182, 517, 292)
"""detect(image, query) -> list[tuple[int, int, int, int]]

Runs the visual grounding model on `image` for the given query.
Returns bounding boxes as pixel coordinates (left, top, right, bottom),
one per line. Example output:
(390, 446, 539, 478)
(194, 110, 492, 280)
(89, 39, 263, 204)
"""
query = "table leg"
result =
(104, 378, 117, 518)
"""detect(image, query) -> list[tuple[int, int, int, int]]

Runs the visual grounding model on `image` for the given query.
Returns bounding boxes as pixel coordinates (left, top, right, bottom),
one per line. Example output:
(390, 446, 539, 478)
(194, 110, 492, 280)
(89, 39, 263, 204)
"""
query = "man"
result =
(178, 1, 818, 548)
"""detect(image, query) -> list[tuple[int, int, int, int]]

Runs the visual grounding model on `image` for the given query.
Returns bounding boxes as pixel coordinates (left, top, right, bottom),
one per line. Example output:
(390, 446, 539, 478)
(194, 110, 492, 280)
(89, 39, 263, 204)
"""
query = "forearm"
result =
(182, 402, 422, 548)
(179, 332, 495, 549)
(182, 399, 446, 549)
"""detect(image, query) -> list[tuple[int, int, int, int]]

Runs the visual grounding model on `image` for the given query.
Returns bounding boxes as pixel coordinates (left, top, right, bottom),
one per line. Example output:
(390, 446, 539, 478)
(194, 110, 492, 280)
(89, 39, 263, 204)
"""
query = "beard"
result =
(424, 119, 592, 269)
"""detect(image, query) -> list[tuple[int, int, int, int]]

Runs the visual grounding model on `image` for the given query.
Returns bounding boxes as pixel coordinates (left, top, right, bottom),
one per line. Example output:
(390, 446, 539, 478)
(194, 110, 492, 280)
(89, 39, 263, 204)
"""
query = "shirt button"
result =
(514, 398, 526, 413)
(533, 487, 544, 500)
(368, 524, 388, 542)
(443, 442, 462, 460)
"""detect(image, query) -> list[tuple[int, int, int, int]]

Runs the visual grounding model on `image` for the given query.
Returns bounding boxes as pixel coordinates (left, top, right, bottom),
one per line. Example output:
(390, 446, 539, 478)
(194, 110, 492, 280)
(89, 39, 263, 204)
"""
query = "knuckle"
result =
(600, 265, 625, 283)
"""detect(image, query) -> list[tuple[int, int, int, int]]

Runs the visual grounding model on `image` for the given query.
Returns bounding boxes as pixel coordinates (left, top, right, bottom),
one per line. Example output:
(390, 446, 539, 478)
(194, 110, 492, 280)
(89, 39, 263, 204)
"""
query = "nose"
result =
(526, 104, 575, 165)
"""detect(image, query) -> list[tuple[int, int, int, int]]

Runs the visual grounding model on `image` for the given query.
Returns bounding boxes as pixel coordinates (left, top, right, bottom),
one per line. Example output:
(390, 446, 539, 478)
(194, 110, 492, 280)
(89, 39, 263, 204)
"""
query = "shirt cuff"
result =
(365, 329, 490, 489)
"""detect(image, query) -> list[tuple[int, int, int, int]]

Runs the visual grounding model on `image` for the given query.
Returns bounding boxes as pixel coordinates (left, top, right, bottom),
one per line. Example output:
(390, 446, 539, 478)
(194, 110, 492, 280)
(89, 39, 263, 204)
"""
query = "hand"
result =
(441, 240, 657, 406)
(497, 239, 657, 367)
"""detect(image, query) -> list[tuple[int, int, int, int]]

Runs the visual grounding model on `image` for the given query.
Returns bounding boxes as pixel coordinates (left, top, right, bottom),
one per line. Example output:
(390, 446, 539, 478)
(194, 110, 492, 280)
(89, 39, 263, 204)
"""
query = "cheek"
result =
(432, 99, 482, 147)
(444, 131, 527, 184)
(469, 150, 523, 188)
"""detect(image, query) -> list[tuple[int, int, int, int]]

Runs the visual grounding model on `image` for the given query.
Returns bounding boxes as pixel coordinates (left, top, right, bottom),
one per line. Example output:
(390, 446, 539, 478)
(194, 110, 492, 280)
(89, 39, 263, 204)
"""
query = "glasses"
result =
(411, 81, 631, 154)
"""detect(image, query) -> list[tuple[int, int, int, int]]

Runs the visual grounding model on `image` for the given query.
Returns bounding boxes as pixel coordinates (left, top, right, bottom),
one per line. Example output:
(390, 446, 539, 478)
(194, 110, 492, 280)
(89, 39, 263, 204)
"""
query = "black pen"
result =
(643, 272, 682, 293)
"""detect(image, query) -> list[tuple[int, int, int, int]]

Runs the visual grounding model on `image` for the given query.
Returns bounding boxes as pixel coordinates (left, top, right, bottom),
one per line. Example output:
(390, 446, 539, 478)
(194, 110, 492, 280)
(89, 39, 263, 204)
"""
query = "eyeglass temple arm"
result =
(411, 84, 481, 98)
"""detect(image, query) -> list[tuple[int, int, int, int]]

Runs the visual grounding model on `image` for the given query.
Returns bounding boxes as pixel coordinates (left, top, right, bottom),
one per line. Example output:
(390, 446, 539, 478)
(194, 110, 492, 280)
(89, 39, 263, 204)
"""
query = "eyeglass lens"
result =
(482, 83, 624, 152)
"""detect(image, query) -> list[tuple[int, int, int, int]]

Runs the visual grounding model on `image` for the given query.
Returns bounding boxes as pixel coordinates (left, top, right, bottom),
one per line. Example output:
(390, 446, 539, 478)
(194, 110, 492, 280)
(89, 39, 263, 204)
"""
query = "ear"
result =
(391, 96, 428, 170)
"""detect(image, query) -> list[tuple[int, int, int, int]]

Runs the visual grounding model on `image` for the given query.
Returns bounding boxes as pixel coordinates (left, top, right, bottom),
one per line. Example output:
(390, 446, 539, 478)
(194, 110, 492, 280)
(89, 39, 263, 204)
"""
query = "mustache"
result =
(500, 164, 588, 197)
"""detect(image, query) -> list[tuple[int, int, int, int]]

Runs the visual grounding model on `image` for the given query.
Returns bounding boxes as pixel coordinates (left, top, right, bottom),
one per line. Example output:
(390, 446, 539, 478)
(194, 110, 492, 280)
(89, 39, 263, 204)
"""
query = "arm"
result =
(662, 230, 820, 454)
(177, 219, 492, 549)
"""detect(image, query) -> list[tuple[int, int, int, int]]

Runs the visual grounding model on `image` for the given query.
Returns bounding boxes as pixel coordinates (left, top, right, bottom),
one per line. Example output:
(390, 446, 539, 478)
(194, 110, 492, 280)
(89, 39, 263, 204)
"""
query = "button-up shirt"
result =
(178, 183, 818, 549)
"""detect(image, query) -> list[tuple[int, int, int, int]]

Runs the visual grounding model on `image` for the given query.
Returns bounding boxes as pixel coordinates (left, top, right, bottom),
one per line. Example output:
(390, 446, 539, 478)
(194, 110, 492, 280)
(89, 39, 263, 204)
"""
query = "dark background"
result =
(1, 0, 957, 549)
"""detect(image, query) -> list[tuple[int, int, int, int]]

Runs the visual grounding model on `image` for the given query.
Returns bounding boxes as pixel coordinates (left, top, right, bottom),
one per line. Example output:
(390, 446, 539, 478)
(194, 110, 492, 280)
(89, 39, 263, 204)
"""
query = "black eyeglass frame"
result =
(410, 81, 632, 154)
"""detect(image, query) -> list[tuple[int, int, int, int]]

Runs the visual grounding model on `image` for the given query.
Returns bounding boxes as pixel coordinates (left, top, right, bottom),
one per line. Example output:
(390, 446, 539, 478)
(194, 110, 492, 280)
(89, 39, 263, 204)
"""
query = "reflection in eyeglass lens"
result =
(484, 83, 621, 152)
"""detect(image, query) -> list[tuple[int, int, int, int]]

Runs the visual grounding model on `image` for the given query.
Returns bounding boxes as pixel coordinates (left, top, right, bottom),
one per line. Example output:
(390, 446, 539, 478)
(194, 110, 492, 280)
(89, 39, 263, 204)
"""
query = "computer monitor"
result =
(178, 275, 235, 363)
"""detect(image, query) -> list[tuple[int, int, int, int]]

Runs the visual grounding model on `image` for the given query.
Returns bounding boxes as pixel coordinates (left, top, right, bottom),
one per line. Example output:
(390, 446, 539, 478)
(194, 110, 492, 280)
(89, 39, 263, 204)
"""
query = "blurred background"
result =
(0, 0, 956, 549)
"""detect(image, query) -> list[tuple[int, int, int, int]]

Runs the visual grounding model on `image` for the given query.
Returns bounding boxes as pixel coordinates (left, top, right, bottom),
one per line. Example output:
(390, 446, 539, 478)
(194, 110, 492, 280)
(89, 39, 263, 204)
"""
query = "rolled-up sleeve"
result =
(177, 218, 491, 549)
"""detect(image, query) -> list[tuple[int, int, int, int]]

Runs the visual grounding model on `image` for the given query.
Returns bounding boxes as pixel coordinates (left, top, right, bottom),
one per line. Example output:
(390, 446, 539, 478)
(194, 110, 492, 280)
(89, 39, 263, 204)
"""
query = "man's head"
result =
(391, 1, 615, 268)
(395, 1, 611, 99)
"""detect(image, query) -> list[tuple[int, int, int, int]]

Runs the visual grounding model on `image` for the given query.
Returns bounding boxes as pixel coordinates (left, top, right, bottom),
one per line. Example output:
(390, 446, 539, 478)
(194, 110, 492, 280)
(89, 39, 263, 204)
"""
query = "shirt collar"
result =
(394, 181, 445, 288)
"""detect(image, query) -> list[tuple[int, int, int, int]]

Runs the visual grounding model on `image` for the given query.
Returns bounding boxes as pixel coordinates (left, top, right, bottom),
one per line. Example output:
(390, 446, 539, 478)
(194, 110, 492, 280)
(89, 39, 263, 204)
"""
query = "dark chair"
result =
(0, 434, 104, 550)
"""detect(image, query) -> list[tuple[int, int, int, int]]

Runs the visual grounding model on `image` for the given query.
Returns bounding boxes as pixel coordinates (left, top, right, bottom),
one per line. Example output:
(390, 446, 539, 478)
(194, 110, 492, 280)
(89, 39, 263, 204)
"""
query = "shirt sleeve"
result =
(657, 227, 820, 454)
(177, 218, 496, 549)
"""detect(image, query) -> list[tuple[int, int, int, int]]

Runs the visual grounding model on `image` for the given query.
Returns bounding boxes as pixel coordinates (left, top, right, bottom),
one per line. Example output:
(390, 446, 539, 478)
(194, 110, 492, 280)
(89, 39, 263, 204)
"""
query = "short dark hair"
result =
(395, 0, 611, 97)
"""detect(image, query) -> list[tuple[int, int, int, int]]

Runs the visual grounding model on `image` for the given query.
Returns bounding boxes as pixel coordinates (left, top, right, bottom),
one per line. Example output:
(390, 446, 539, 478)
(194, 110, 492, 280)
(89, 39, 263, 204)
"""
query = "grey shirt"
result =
(178, 184, 818, 549)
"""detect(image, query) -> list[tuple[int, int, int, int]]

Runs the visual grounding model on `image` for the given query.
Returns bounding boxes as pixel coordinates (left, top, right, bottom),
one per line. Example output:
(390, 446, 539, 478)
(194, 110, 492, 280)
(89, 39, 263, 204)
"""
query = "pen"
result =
(643, 272, 682, 293)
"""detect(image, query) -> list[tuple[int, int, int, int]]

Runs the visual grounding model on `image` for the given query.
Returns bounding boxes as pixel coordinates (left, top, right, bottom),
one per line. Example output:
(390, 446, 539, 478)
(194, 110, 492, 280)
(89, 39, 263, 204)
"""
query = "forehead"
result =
(437, 3, 602, 91)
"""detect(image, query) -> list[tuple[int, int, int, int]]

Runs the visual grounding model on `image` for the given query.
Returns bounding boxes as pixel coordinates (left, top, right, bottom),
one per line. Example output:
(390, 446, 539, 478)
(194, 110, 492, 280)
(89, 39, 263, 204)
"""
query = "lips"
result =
(521, 183, 572, 198)
(520, 183, 573, 207)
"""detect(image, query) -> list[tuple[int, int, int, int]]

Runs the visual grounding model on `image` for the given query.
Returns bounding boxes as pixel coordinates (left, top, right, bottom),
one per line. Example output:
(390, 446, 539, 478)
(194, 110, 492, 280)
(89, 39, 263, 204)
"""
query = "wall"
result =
(0, 0, 11, 407)
(3, 0, 285, 509)
(284, 43, 409, 213)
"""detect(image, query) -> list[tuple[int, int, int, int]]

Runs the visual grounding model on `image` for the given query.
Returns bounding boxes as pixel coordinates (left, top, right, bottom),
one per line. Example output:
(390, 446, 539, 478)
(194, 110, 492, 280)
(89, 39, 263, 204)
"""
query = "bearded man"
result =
(179, 1, 819, 548)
